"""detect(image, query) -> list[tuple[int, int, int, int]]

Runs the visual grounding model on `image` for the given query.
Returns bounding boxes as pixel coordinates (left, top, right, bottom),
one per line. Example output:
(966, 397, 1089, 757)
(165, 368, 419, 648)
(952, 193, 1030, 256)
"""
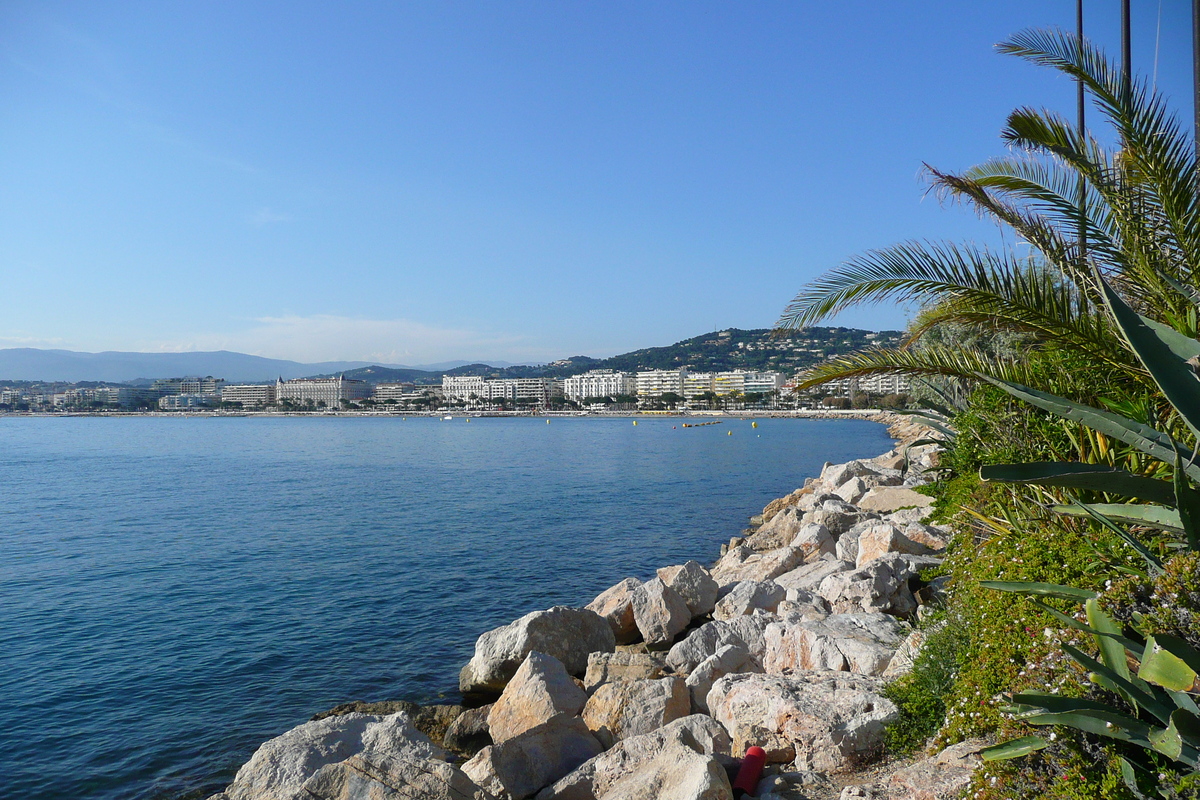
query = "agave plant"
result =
(777, 28, 1200, 404)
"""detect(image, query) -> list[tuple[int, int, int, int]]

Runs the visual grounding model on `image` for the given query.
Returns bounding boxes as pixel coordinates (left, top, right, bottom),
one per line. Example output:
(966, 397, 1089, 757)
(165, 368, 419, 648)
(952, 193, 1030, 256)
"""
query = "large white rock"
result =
(710, 545, 807, 587)
(855, 524, 936, 568)
(685, 643, 759, 714)
(706, 672, 898, 773)
(300, 752, 497, 800)
(820, 461, 879, 490)
(883, 739, 987, 799)
(581, 676, 691, 748)
(224, 712, 445, 800)
(586, 578, 643, 645)
(775, 588, 830, 622)
(462, 717, 603, 800)
(657, 561, 720, 617)
(857, 487, 934, 514)
(594, 743, 733, 800)
(818, 554, 940, 616)
(630, 578, 692, 646)
(747, 507, 804, 552)
(712, 580, 786, 621)
(834, 477, 870, 505)
(763, 613, 906, 676)
(460, 607, 616, 694)
(488, 652, 588, 744)
(774, 558, 854, 594)
(536, 716, 730, 800)
(666, 611, 779, 673)
(583, 651, 667, 692)
(790, 523, 836, 562)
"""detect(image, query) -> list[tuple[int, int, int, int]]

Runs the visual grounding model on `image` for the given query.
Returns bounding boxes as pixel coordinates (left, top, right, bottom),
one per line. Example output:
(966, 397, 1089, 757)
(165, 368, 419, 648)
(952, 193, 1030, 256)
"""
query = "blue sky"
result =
(1, 1, 1195, 365)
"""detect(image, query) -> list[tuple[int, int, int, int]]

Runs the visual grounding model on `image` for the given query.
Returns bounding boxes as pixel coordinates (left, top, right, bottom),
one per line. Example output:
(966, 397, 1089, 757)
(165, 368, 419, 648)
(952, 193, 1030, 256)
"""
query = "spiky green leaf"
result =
(979, 736, 1049, 761)
(980, 461, 1178, 505)
(979, 580, 1099, 600)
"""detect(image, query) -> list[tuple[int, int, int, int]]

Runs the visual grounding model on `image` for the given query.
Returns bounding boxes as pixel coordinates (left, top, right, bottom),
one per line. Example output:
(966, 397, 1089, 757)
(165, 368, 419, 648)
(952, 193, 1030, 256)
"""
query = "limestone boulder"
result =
(834, 477, 870, 505)
(818, 554, 940, 616)
(762, 488, 809, 524)
(706, 672, 898, 773)
(712, 580, 786, 621)
(462, 717, 603, 800)
(630, 578, 692, 647)
(855, 524, 936, 568)
(899, 523, 950, 552)
(790, 523, 835, 562)
(444, 705, 493, 755)
(763, 613, 906, 677)
(581, 676, 691, 748)
(820, 461, 879, 490)
(592, 743, 733, 800)
(536, 714, 731, 800)
(583, 651, 667, 692)
(665, 611, 778, 673)
(587, 578, 643, 645)
(488, 652, 588, 744)
(224, 712, 445, 800)
(656, 561, 720, 618)
(773, 558, 853, 594)
(300, 752, 497, 800)
(801, 506, 866, 538)
(775, 588, 830, 622)
(884, 739, 987, 799)
(710, 545, 806, 587)
(685, 643, 759, 714)
(857, 487, 934, 514)
(798, 491, 839, 513)
(748, 507, 804, 552)
(460, 607, 616, 694)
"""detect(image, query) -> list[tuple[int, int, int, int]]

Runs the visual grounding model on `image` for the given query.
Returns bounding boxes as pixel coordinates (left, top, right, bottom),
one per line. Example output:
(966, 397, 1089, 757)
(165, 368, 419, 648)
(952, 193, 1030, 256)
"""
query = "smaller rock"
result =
(587, 578, 644, 645)
(444, 704, 493, 755)
(657, 561, 720, 617)
(301, 752, 495, 800)
(583, 651, 667, 692)
(488, 652, 588, 744)
(712, 580, 786, 621)
(581, 676, 691, 748)
(710, 545, 806, 587)
(762, 487, 809, 523)
(763, 613, 906, 676)
(462, 716, 603, 800)
(856, 524, 935, 568)
(774, 558, 853, 594)
(685, 643, 757, 714)
(834, 477, 870, 505)
(857, 487, 934, 513)
(821, 461, 879, 490)
(590, 742, 732, 800)
(884, 738, 987, 799)
(631, 578, 692, 647)
(790, 523, 835, 562)
(776, 588, 830, 622)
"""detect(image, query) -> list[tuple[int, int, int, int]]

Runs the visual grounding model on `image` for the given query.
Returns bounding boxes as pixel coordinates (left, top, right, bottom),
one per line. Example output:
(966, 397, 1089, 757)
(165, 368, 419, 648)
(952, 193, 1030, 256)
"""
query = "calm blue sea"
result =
(0, 415, 892, 800)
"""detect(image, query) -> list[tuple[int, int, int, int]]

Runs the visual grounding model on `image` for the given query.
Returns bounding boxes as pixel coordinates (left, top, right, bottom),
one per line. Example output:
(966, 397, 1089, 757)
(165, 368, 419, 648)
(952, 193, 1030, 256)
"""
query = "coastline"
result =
(201, 414, 956, 800)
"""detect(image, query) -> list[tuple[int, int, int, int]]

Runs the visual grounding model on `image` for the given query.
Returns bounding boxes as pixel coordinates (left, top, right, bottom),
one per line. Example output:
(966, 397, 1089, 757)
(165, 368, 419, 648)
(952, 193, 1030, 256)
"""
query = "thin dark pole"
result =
(1194, 0, 1200, 168)
(1078, 0, 1087, 262)
(1122, 0, 1132, 106)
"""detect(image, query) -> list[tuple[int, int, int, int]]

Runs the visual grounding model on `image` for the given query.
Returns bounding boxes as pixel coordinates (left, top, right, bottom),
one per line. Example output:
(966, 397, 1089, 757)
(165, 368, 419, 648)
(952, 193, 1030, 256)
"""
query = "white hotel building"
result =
(221, 384, 278, 408)
(276, 376, 371, 406)
(635, 369, 686, 399)
(562, 370, 636, 401)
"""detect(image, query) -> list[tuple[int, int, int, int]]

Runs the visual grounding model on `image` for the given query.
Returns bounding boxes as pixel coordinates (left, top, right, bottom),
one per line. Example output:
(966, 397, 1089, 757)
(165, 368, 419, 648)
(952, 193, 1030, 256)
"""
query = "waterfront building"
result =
(561, 370, 636, 401)
(276, 376, 371, 406)
(442, 375, 485, 401)
(152, 376, 225, 395)
(514, 378, 560, 404)
(372, 382, 417, 401)
(483, 379, 518, 401)
(742, 372, 785, 395)
(221, 384, 278, 408)
(682, 372, 715, 400)
(824, 373, 911, 397)
(636, 369, 685, 399)
(159, 394, 219, 410)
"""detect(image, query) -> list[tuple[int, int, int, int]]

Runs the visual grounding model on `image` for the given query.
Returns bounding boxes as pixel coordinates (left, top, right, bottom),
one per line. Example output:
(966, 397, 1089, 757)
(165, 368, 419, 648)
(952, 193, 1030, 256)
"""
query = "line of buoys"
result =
(681, 420, 723, 428)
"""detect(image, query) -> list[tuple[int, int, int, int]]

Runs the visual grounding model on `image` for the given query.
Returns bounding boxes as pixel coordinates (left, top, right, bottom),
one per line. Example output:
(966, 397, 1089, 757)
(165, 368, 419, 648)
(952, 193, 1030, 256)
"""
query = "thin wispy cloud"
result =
(245, 207, 291, 227)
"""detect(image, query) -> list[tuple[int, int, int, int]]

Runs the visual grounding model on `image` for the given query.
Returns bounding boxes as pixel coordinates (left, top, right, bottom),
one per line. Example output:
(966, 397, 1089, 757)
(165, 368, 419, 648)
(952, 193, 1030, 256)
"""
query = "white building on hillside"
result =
(562, 370, 636, 401)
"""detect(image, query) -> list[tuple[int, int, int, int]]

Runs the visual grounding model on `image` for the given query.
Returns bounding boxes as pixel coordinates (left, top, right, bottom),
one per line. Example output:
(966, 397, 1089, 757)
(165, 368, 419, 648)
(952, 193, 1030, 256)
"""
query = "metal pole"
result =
(1078, 0, 1087, 261)
(1122, 0, 1132, 106)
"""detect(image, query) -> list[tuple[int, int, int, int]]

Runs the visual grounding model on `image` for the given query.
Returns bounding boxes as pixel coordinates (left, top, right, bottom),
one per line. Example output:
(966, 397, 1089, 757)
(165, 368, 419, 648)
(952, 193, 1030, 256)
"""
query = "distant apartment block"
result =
(442, 376, 485, 401)
(60, 386, 162, 408)
(824, 373, 911, 396)
(372, 382, 418, 401)
(152, 376, 225, 395)
(636, 369, 686, 399)
(562, 369, 636, 401)
(276, 375, 370, 406)
(682, 372, 715, 399)
(482, 379, 517, 401)
(221, 384, 278, 408)
(159, 394, 219, 410)
(742, 371, 786, 395)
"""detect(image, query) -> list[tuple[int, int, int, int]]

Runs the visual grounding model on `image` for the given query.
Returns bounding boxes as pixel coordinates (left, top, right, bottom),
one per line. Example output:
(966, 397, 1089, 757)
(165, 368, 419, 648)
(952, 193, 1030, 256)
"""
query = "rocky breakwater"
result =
(206, 437, 978, 800)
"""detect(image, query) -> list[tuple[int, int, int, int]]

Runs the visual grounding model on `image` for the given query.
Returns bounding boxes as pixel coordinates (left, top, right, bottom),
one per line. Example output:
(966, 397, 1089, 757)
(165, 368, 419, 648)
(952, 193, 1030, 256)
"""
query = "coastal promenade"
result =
(203, 414, 973, 800)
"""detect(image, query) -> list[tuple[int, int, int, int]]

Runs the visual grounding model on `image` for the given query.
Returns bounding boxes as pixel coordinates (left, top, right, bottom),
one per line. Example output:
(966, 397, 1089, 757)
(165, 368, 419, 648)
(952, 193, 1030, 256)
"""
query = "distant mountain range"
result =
(0, 327, 903, 385)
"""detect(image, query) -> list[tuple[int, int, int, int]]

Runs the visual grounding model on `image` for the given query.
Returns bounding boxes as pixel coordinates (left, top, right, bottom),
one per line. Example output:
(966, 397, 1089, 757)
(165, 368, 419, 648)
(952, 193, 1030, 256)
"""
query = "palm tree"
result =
(777, 29, 1200, 404)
